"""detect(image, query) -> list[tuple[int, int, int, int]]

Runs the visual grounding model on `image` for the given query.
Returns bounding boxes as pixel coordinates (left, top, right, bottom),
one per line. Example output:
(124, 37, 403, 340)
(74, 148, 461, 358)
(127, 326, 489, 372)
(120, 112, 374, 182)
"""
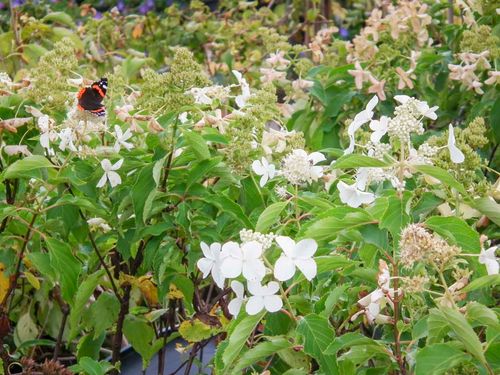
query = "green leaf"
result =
(90, 293, 120, 339)
(474, 197, 500, 227)
(182, 129, 210, 160)
(296, 256, 353, 283)
(297, 314, 338, 375)
(231, 337, 292, 373)
(77, 333, 106, 361)
(45, 238, 81, 304)
(439, 306, 486, 364)
(415, 343, 471, 375)
(69, 270, 104, 340)
(203, 194, 253, 228)
(123, 316, 163, 369)
(332, 154, 391, 169)
(414, 165, 467, 196)
(425, 216, 480, 253)
(222, 312, 266, 370)
(304, 208, 374, 241)
(255, 202, 288, 233)
(3, 155, 54, 180)
(132, 164, 156, 225)
(42, 12, 76, 28)
(186, 157, 221, 188)
(324, 332, 382, 355)
(379, 192, 411, 241)
(462, 275, 500, 292)
(465, 302, 499, 328)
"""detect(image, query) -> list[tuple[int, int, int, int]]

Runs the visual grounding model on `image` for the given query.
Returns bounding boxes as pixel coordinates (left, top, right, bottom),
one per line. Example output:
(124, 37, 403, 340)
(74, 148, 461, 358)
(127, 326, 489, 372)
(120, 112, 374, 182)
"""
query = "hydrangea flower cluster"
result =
(197, 230, 318, 316)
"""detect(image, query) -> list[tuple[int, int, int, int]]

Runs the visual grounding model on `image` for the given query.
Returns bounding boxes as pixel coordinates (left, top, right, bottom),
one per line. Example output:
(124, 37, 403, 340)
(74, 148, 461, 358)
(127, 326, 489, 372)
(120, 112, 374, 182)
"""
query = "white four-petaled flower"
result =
(252, 157, 276, 187)
(197, 242, 226, 288)
(97, 159, 123, 188)
(113, 125, 134, 152)
(345, 96, 378, 154)
(337, 180, 375, 208)
(369, 116, 389, 143)
(221, 241, 266, 282)
(245, 281, 283, 315)
(274, 236, 318, 281)
(447, 124, 465, 164)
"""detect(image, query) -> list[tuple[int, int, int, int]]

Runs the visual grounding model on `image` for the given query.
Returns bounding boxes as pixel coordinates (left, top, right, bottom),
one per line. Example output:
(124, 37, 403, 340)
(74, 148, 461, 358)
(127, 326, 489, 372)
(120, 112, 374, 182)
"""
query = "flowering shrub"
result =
(0, 1, 498, 375)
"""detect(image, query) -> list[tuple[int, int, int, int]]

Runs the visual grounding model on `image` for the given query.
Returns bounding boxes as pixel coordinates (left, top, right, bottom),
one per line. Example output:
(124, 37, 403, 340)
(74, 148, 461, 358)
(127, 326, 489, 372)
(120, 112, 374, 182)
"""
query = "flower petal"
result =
(263, 295, 283, 313)
(228, 297, 243, 317)
(221, 257, 242, 278)
(294, 239, 317, 259)
(252, 160, 265, 175)
(200, 242, 212, 259)
(197, 258, 213, 278)
(275, 236, 295, 256)
(295, 258, 317, 281)
(231, 280, 245, 299)
(107, 171, 122, 187)
(241, 241, 263, 259)
(96, 173, 108, 188)
(273, 255, 296, 281)
(242, 258, 266, 282)
(221, 241, 241, 259)
(245, 296, 264, 315)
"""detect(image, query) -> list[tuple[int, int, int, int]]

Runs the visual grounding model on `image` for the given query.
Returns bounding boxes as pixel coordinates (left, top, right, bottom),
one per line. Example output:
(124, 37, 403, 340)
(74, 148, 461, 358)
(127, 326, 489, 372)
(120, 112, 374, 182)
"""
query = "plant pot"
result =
(119, 337, 216, 375)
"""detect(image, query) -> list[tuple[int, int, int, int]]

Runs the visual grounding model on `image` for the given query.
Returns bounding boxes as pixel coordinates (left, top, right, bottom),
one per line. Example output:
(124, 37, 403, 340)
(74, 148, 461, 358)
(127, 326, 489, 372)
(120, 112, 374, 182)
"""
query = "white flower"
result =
(281, 149, 326, 185)
(337, 180, 375, 208)
(113, 125, 134, 152)
(274, 236, 318, 281)
(38, 115, 57, 150)
(97, 159, 123, 188)
(187, 87, 213, 105)
(252, 157, 276, 187)
(58, 128, 77, 152)
(179, 112, 188, 123)
(369, 116, 389, 143)
(352, 288, 392, 324)
(394, 95, 438, 120)
(87, 217, 111, 233)
(228, 280, 245, 317)
(233, 70, 251, 108)
(3, 145, 32, 157)
(221, 241, 266, 282)
(245, 281, 283, 315)
(479, 246, 499, 275)
(345, 96, 378, 154)
(197, 242, 226, 288)
(447, 124, 465, 164)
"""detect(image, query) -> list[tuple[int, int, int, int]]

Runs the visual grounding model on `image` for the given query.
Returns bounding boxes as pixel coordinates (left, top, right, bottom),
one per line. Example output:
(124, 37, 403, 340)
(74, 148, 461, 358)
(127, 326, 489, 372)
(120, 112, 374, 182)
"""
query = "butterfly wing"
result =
(77, 78, 107, 116)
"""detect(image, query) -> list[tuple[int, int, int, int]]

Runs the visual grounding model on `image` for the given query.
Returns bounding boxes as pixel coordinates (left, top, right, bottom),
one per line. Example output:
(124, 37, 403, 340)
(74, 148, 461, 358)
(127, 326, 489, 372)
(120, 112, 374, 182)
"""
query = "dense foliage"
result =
(0, 0, 499, 374)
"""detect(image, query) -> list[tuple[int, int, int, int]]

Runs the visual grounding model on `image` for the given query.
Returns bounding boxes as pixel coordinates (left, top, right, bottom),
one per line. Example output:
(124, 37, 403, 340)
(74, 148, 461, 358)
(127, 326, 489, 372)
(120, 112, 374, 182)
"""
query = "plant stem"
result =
(110, 284, 131, 374)
(391, 263, 406, 375)
(161, 115, 179, 192)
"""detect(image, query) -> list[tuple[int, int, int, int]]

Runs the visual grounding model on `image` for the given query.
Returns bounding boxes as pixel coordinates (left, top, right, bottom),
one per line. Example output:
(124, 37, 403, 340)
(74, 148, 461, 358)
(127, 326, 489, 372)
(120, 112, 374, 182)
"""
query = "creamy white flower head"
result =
(113, 125, 134, 152)
(479, 246, 498, 275)
(87, 217, 111, 233)
(245, 281, 283, 315)
(345, 96, 379, 154)
(281, 149, 326, 185)
(337, 180, 375, 208)
(274, 236, 318, 281)
(228, 280, 245, 317)
(447, 124, 465, 164)
(252, 157, 276, 187)
(369, 116, 389, 143)
(221, 241, 266, 282)
(97, 159, 123, 188)
(58, 128, 78, 152)
(233, 70, 251, 108)
(197, 242, 226, 288)
(394, 95, 438, 120)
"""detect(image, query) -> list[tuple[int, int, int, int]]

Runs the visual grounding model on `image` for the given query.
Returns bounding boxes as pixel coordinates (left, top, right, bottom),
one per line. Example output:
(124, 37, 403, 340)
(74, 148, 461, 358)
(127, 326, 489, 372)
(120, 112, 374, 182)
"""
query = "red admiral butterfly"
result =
(76, 77, 107, 117)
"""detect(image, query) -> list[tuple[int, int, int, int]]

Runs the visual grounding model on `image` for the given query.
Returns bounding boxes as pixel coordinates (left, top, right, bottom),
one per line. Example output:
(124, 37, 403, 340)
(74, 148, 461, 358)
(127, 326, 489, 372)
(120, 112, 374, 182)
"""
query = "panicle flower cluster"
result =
(401, 275, 429, 294)
(387, 98, 425, 143)
(239, 229, 275, 250)
(399, 224, 461, 269)
(280, 149, 326, 185)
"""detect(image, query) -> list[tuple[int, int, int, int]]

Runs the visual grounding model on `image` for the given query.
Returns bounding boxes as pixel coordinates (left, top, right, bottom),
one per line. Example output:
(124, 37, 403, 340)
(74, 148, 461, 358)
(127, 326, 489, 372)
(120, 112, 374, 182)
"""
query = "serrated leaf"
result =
(90, 292, 120, 340)
(231, 337, 292, 373)
(414, 165, 467, 196)
(182, 129, 210, 160)
(462, 275, 500, 292)
(332, 154, 391, 169)
(4, 155, 54, 180)
(425, 216, 480, 252)
(297, 314, 338, 374)
(415, 343, 470, 375)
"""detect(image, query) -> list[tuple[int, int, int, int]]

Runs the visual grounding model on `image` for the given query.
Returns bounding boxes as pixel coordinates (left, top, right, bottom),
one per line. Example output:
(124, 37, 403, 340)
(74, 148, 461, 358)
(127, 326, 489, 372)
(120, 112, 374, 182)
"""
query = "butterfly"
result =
(76, 77, 108, 117)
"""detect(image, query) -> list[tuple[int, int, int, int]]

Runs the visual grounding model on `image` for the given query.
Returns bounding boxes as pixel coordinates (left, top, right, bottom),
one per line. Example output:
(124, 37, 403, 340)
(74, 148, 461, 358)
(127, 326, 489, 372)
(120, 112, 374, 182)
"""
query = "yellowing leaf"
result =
(0, 263, 10, 304)
(179, 319, 213, 343)
(168, 284, 184, 300)
(24, 271, 40, 290)
(136, 276, 159, 306)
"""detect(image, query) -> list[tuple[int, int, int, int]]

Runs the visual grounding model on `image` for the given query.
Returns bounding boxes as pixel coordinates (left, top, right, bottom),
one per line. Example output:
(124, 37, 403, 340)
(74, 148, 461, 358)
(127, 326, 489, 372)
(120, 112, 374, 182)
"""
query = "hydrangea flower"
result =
(274, 236, 318, 281)
(113, 125, 133, 152)
(369, 116, 389, 143)
(87, 217, 111, 233)
(245, 281, 283, 315)
(337, 180, 375, 208)
(281, 149, 325, 185)
(252, 157, 276, 187)
(58, 128, 77, 152)
(447, 124, 465, 163)
(97, 159, 123, 188)
(345, 96, 378, 154)
(479, 246, 499, 275)
(221, 241, 266, 282)
(394, 95, 438, 120)
(228, 280, 245, 317)
(197, 242, 226, 288)
(233, 70, 251, 108)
